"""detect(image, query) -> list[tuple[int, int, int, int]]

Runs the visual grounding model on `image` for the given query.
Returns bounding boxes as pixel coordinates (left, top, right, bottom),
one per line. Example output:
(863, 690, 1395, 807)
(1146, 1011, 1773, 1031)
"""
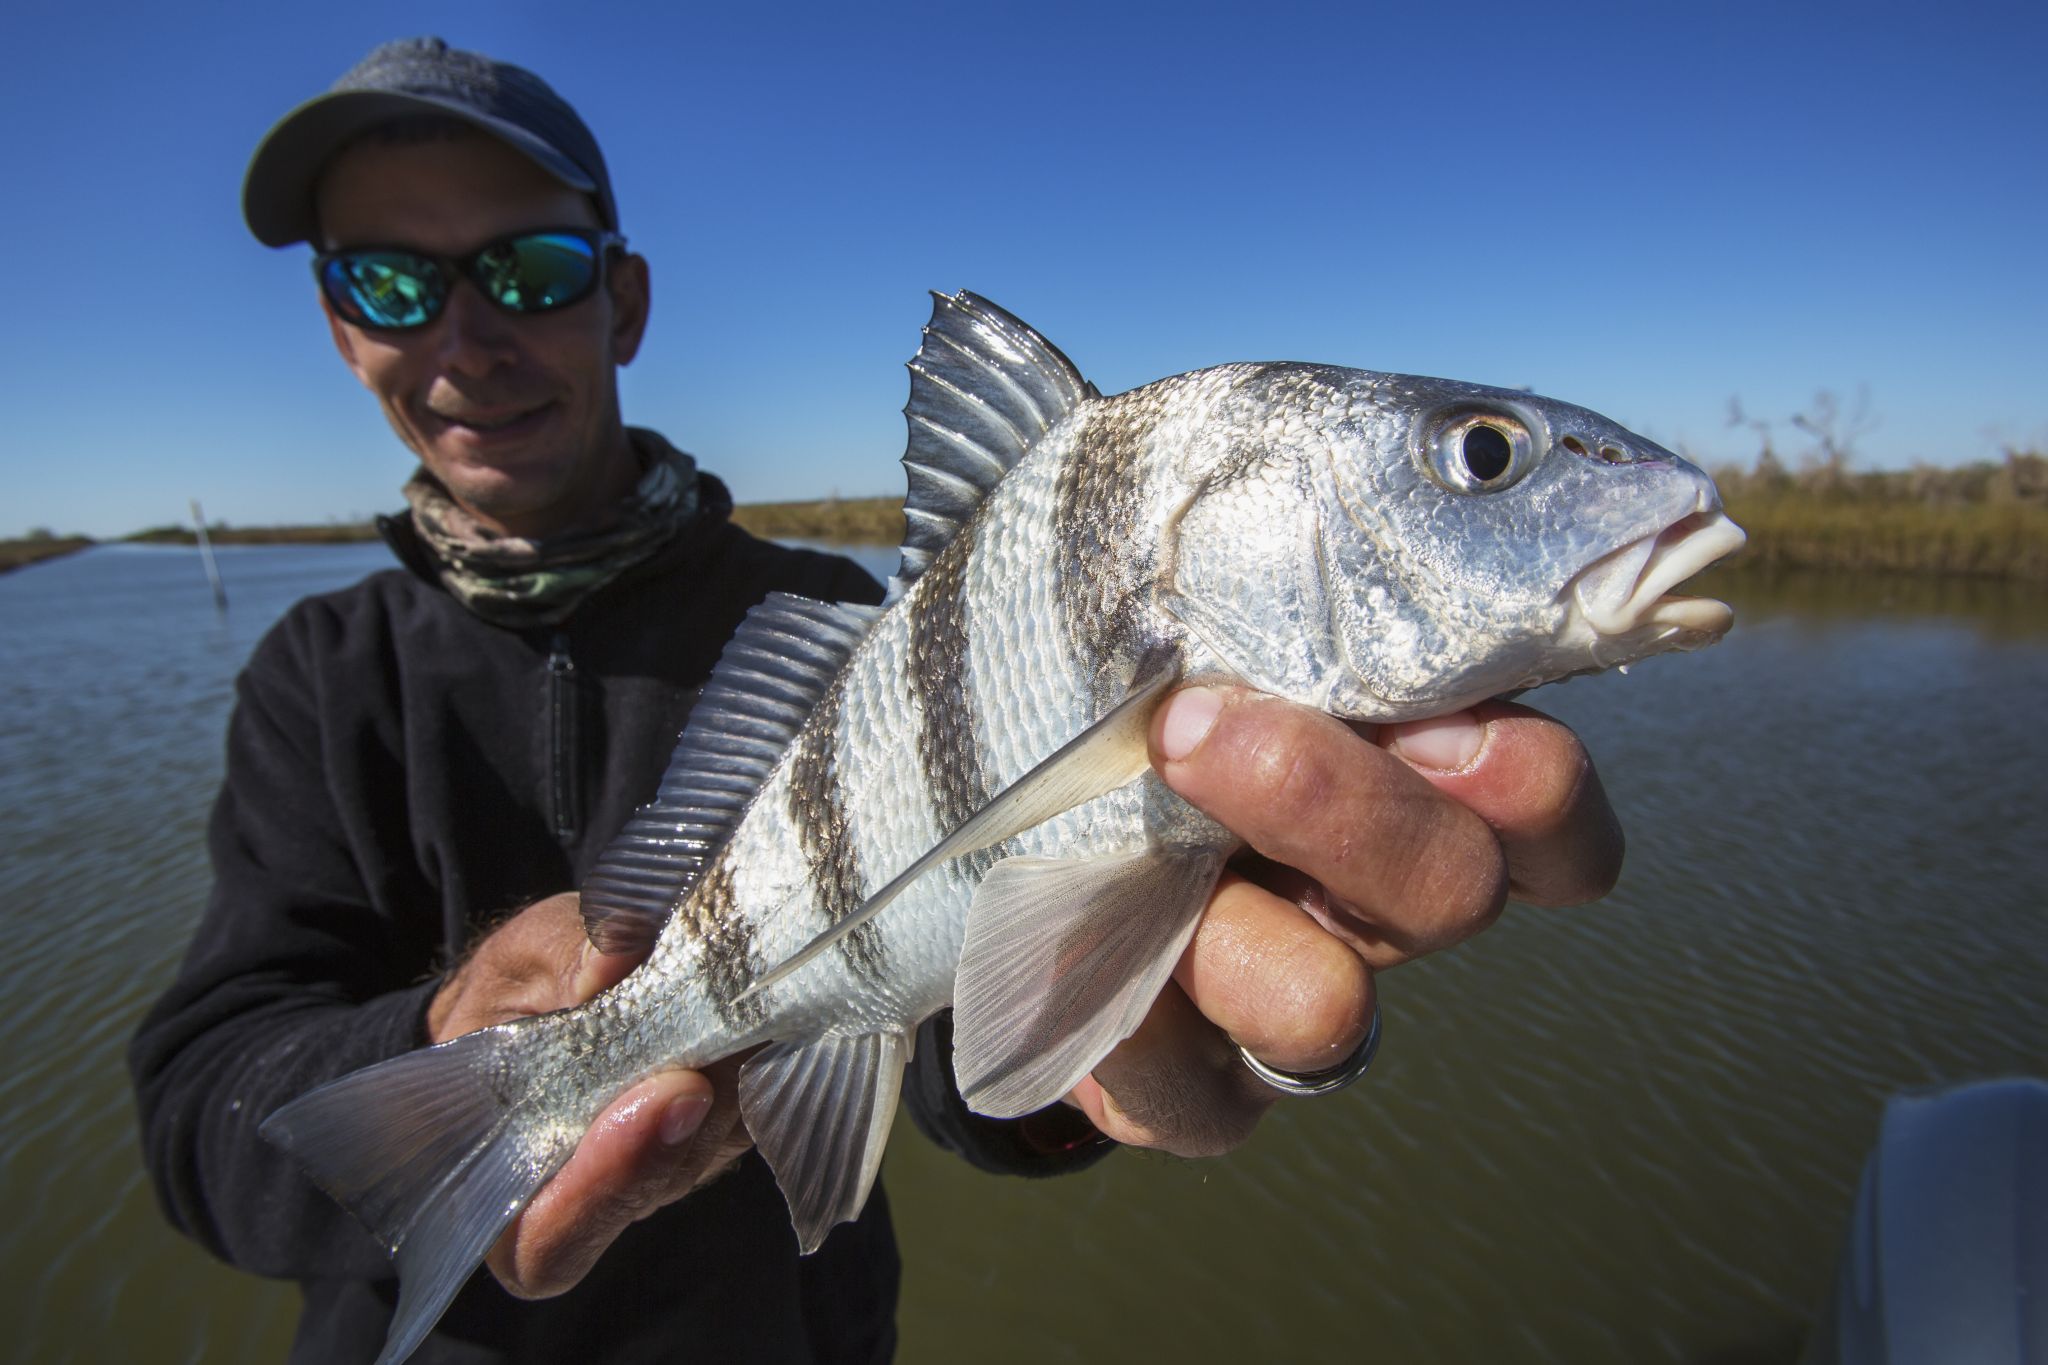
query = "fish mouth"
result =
(1568, 510, 1747, 650)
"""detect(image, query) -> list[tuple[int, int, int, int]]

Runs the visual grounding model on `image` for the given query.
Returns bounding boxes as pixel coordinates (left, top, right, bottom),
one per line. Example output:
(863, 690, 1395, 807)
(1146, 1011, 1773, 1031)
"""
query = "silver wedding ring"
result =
(1237, 1001, 1382, 1096)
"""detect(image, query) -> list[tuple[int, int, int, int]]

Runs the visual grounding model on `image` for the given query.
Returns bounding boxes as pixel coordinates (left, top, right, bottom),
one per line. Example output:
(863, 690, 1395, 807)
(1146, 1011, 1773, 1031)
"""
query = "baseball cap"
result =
(243, 36, 618, 247)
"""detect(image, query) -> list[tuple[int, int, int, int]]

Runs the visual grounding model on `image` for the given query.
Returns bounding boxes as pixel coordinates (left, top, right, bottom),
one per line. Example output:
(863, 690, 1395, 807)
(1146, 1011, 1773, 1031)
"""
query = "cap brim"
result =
(242, 89, 599, 248)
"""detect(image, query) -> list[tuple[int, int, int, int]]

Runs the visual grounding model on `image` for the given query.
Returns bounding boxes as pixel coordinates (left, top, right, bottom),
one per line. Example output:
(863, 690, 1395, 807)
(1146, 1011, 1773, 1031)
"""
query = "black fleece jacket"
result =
(129, 468, 1107, 1364)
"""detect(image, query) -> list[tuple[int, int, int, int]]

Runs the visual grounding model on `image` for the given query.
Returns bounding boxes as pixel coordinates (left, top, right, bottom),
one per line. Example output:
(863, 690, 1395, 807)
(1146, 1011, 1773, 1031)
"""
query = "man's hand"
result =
(426, 893, 753, 1298)
(1064, 687, 1623, 1155)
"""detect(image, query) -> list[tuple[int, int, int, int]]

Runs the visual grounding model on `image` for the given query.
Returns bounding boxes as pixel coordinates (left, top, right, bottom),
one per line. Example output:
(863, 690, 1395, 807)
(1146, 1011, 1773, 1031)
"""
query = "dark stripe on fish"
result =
(908, 540, 989, 831)
(1054, 393, 1160, 704)
(690, 857, 767, 1029)
(907, 535, 998, 875)
(788, 681, 887, 982)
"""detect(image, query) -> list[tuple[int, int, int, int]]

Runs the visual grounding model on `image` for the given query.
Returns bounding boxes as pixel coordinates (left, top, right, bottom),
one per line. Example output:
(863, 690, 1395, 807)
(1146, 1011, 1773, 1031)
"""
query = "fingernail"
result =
(1387, 712, 1484, 772)
(659, 1094, 711, 1146)
(1159, 687, 1223, 762)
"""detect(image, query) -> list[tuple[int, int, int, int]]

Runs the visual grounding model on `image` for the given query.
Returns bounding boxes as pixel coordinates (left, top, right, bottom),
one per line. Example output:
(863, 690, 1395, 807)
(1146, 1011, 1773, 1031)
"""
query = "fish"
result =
(262, 290, 1747, 1364)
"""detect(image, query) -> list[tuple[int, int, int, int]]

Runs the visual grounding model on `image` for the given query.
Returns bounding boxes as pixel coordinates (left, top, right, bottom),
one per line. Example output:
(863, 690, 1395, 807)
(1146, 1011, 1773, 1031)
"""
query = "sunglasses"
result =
(313, 227, 626, 331)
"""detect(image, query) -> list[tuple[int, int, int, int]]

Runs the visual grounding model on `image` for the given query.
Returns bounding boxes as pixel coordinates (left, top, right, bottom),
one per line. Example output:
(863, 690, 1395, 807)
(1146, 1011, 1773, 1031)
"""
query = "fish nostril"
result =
(1563, 435, 1636, 465)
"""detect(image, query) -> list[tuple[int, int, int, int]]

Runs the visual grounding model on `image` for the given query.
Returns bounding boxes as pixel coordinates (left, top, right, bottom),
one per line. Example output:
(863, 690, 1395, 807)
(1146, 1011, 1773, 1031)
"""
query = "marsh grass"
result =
(1717, 496, 2048, 579)
(729, 497, 903, 545)
(1712, 450, 2048, 580)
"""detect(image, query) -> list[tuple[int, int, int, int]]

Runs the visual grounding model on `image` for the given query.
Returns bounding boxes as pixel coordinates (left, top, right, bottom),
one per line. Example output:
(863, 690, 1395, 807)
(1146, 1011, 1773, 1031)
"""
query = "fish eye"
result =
(1463, 425, 1513, 480)
(1426, 411, 1536, 493)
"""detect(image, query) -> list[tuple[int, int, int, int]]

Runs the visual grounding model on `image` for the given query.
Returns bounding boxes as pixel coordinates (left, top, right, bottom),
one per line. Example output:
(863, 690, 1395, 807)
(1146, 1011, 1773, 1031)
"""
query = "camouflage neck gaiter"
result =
(404, 428, 701, 629)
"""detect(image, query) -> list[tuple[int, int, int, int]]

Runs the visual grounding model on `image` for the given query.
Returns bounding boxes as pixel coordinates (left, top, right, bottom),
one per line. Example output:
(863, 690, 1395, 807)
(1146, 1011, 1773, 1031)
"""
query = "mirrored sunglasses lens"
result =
(475, 234, 599, 312)
(324, 253, 442, 328)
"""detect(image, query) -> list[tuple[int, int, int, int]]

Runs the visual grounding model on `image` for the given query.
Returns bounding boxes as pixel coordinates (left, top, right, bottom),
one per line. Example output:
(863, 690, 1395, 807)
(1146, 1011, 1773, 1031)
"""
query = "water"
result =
(2, 547, 2043, 1364)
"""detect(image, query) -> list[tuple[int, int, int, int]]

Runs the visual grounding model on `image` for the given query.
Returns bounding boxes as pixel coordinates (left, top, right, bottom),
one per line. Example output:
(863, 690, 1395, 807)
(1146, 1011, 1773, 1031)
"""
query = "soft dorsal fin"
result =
(893, 291, 1098, 594)
(579, 593, 882, 954)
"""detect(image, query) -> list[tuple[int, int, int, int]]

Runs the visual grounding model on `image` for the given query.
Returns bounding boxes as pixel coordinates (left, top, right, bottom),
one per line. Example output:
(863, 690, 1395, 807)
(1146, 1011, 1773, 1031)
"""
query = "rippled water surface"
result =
(3, 547, 2043, 1364)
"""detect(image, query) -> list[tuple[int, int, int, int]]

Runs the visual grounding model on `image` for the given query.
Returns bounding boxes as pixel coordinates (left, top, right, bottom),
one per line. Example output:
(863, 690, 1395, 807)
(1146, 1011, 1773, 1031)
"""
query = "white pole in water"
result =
(190, 498, 227, 611)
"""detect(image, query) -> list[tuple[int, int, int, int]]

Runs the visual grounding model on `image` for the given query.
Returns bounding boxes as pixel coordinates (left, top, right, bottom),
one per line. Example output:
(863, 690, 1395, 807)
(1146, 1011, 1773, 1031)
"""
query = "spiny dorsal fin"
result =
(893, 291, 1097, 594)
(579, 593, 882, 954)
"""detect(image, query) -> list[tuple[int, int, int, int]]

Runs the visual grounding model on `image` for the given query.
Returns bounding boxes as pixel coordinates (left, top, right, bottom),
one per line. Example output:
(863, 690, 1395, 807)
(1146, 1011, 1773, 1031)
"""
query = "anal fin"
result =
(739, 1030, 913, 1253)
(953, 846, 1227, 1119)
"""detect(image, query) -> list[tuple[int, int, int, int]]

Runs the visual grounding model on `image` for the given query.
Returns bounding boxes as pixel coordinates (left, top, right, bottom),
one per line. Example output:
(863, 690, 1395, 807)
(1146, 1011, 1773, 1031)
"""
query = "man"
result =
(131, 37, 1625, 1364)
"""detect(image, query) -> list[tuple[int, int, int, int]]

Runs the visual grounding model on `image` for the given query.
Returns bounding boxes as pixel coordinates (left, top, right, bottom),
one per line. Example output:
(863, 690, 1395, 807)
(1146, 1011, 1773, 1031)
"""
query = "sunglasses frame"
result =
(312, 226, 629, 332)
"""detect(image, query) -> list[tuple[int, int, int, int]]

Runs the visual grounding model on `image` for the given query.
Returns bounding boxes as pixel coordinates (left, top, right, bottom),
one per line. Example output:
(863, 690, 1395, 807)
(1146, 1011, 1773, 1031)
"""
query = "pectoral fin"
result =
(952, 846, 1228, 1119)
(739, 1029, 913, 1254)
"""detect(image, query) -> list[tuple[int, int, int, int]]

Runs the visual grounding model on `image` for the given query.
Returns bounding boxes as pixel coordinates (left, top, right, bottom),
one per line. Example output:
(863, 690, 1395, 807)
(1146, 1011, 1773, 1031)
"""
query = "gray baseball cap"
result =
(243, 36, 619, 247)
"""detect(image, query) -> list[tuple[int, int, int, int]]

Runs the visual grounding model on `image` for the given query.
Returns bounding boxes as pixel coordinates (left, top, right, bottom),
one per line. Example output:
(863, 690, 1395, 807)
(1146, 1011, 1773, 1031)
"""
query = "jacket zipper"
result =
(548, 633, 580, 845)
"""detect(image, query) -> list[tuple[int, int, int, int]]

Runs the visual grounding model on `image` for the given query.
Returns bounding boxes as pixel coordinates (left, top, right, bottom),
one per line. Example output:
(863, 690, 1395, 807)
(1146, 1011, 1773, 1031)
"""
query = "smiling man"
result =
(312, 142, 641, 539)
(130, 37, 1625, 1365)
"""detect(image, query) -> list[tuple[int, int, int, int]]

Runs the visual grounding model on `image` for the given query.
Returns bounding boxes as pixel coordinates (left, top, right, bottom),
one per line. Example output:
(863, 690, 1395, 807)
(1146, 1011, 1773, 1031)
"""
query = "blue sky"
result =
(3, 0, 2043, 539)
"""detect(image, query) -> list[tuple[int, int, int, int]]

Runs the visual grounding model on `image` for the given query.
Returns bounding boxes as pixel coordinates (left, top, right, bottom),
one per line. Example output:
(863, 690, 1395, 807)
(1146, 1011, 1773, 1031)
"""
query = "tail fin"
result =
(261, 1023, 575, 1365)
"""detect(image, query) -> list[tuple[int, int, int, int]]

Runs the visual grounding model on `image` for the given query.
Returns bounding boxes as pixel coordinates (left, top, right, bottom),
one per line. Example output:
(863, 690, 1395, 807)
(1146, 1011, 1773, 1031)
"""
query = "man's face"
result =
(315, 129, 651, 539)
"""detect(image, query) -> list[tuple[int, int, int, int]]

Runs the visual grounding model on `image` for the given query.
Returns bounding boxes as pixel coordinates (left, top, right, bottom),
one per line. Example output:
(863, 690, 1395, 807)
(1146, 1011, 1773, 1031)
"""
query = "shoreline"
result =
(0, 537, 95, 573)
(10, 478, 2045, 581)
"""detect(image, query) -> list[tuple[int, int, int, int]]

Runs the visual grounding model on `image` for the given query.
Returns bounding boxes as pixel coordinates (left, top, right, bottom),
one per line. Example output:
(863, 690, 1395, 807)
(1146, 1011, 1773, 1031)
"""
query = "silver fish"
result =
(263, 291, 1746, 1364)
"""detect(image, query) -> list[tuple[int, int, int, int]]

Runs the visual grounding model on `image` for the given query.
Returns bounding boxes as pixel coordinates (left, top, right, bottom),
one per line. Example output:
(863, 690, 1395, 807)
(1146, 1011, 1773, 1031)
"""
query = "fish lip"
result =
(1570, 509, 1747, 643)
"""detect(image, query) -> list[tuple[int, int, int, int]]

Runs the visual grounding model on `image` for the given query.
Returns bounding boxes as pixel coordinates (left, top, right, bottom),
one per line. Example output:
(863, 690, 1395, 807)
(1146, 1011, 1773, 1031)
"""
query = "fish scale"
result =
(261, 290, 1746, 1365)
